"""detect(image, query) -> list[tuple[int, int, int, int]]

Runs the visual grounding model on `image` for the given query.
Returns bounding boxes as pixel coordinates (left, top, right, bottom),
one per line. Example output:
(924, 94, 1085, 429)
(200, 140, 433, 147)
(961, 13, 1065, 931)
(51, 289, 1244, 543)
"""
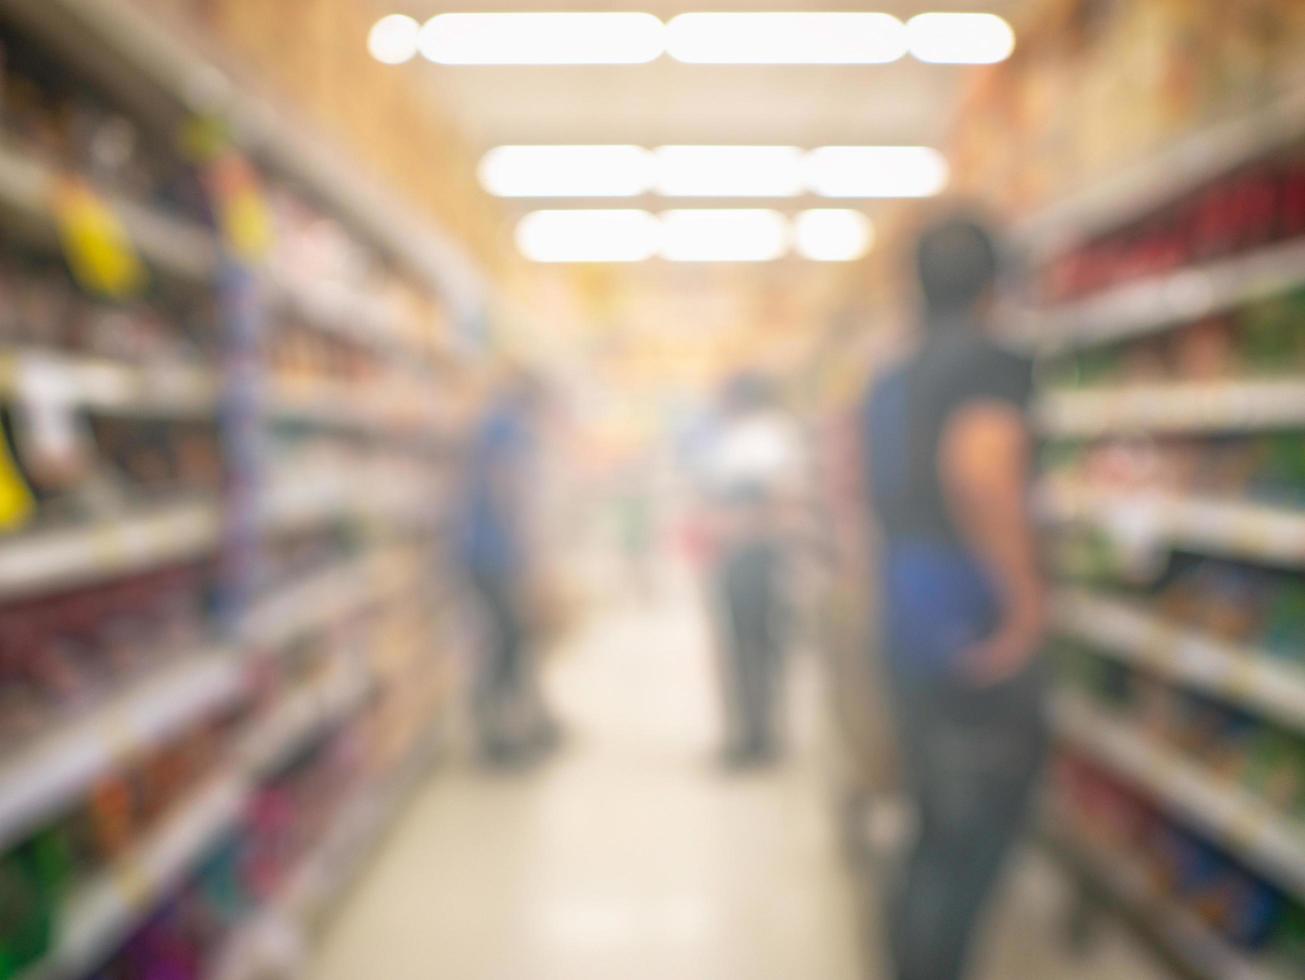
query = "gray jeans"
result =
(885, 659, 1048, 980)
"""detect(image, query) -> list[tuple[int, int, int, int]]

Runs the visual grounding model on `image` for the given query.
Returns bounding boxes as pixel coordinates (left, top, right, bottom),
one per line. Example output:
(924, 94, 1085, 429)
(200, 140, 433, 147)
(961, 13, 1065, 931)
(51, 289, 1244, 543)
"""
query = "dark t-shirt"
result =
(865, 330, 1033, 548)
(862, 328, 1034, 676)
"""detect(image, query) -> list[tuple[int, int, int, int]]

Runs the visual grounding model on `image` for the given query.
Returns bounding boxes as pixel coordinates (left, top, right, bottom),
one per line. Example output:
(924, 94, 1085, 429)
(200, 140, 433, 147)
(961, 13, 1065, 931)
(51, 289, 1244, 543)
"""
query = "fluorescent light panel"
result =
(666, 12, 907, 64)
(514, 209, 879, 263)
(794, 209, 874, 261)
(516, 210, 660, 263)
(805, 146, 949, 198)
(368, 14, 421, 65)
(654, 146, 804, 198)
(374, 11, 1015, 66)
(907, 13, 1016, 64)
(480, 146, 654, 198)
(418, 13, 664, 65)
(659, 210, 788, 262)
(481, 145, 948, 200)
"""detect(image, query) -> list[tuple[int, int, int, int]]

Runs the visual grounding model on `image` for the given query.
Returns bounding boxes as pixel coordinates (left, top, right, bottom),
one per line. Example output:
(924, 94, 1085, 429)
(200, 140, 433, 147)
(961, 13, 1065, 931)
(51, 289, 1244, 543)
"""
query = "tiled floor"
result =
(310, 576, 1166, 980)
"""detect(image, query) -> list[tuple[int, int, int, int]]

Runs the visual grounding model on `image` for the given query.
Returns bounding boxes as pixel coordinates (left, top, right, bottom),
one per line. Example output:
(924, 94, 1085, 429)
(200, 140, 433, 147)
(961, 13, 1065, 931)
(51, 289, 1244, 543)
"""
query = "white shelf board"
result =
(1055, 589, 1305, 733)
(1042, 484, 1305, 568)
(1039, 378, 1305, 437)
(0, 348, 218, 418)
(0, 499, 221, 601)
(1055, 695, 1305, 902)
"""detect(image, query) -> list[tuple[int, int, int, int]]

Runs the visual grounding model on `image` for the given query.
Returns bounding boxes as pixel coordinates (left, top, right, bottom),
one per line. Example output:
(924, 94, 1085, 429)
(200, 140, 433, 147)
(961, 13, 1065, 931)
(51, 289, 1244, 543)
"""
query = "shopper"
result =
(455, 366, 560, 766)
(860, 213, 1048, 980)
(703, 372, 804, 768)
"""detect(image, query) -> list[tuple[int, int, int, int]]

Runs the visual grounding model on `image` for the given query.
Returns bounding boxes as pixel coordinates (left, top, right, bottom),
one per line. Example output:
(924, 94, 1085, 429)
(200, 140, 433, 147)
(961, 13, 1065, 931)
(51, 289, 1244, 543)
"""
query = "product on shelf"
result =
(1053, 754, 1305, 970)
(1043, 150, 1305, 303)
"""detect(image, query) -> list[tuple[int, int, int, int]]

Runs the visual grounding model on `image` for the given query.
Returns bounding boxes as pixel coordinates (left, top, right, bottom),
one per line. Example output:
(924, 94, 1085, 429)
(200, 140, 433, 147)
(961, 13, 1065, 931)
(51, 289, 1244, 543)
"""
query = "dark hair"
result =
(915, 213, 1002, 323)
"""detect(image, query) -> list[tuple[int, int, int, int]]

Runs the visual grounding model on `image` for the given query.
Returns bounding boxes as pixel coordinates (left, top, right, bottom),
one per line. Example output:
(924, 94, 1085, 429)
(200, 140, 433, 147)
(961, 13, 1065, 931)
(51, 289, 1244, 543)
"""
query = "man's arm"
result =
(939, 402, 1046, 685)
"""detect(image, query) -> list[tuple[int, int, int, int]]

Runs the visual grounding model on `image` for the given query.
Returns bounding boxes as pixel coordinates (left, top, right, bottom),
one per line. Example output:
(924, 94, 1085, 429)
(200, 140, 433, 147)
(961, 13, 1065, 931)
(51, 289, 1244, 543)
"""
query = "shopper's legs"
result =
(719, 540, 782, 760)
(468, 569, 525, 759)
(889, 667, 1047, 980)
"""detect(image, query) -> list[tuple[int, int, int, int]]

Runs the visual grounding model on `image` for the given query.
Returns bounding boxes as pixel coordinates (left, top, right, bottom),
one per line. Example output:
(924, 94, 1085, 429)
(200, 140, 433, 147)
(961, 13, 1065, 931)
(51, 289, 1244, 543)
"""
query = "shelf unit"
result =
(1043, 821, 1287, 980)
(1023, 77, 1305, 973)
(0, 0, 474, 975)
(1055, 695, 1305, 902)
(1041, 484, 1305, 568)
(1055, 589, 1305, 734)
(1038, 378, 1305, 438)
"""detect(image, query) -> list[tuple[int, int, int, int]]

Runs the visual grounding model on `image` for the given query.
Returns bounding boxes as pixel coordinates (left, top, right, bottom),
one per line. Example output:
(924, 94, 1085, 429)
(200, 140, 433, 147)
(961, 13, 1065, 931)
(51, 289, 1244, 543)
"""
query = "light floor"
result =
(310, 576, 1166, 980)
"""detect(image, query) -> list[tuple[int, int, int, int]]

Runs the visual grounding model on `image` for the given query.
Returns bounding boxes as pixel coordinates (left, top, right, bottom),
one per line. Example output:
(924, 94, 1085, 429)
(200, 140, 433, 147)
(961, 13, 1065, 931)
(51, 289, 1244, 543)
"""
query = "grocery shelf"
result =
(244, 552, 409, 653)
(21, 767, 248, 980)
(1019, 80, 1305, 256)
(2, 0, 485, 317)
(213, 720, 444, 980)
(0, 348, 219, 418)
(268, 381, 439, 438)
(0, 137, 217, 283)
(0, 646, 242, 853)
(1042, 484, 1305, 568)
(1034, 237, 1305, 352)
(1038, 378, 1305, 437)
(241, 665, 373, 778)
(1055, 695, 1305, 901)
(0, 500, 221, 600)
(1044, 822, 1286, 980)
(1055, 589, 1305, 734)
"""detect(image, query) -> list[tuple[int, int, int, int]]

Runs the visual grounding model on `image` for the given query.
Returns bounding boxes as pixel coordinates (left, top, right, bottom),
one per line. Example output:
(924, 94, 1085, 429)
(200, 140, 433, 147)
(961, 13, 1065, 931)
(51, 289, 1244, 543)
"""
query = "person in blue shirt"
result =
(861, 213, 1048, 980)
(456, 367, 558, 765)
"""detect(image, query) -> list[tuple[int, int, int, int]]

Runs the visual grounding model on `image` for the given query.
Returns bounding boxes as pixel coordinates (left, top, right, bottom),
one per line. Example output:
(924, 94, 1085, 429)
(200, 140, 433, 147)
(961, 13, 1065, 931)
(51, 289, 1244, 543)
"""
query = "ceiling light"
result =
(794, 210, 874, 261)
(804, 146, 949, 198)
(907, 13, 1016, 64)
(480, 146, 654, 198)
(516, 210, 660, 263)
(419, 13, 664, 65)
(666, 12, 906, 65)
(659, 209, 788, 262)
(368, 14, 421, 65)
(654, 146, 804, 198)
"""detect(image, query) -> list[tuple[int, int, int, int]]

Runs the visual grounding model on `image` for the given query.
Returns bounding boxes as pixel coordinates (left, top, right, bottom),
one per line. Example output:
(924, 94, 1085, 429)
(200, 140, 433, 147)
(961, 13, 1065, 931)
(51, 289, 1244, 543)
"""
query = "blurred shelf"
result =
(0, 500, 221, 601)
(0, 646, 242, 853)
(1034, 237, 1305, 352)
(243, 552, 408, 653)
(1042, 484, 1305, 568)
(21, 766, 248, 980)
(1044, 822, 1285, 980)
(3, 0, 485, 316)
(268, 381, 439, 439)
(1018, 81, 1305, 257)
(0, 138, 218, 283)
(241, 665, 373, 779)
(213, 719, 443, 980)
(1055, 589, 1305, 733)
(1038, 378, 1305, 437)
(1055, 695, 1305, 902)
(0, 348, 218, 417)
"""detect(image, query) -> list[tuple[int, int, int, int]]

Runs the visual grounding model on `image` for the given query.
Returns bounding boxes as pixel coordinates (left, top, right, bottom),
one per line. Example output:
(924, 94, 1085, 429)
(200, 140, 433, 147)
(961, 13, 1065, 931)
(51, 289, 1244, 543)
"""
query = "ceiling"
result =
(387, 1, 1042, 383)
(406, 0, 1035, 213)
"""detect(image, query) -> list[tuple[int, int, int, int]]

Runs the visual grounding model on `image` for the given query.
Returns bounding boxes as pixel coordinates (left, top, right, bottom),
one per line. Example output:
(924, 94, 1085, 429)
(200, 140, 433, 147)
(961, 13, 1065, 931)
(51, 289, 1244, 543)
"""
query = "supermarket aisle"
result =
(309, 574, 1163, 980)
(311, 573, 861, 980)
